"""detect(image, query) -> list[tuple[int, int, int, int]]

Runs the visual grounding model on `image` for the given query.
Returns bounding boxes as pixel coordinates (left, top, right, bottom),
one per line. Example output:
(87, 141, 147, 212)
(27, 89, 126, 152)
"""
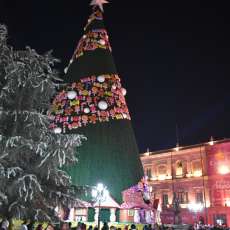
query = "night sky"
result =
(1, 0, 230, 152)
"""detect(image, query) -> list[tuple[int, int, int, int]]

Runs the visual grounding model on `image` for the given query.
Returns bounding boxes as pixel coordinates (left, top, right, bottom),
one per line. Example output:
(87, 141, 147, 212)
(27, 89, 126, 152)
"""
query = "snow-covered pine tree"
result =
(0, 24, 86, 221)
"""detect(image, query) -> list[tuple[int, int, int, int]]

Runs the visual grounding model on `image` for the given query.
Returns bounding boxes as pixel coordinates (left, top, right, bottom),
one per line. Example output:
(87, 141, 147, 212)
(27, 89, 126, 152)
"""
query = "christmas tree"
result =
(0, 24, 85, 221)
(49, 1, 143, 203)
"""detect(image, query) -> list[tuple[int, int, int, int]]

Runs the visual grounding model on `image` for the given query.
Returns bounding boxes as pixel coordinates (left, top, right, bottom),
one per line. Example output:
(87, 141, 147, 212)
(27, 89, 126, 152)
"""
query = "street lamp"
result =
(92, 183, 109, 230)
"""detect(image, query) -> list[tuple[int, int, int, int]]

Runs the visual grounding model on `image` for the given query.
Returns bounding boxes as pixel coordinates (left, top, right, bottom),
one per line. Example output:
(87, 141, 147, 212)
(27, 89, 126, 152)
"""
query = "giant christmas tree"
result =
(50, 0, 143, 203)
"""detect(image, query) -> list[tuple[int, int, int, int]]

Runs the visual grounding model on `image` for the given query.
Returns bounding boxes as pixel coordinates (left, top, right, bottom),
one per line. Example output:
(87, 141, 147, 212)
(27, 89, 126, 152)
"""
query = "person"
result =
(36, 224, 43, 230)
(81, 223, 86, 230)
(20, 221, 28, 230)
(60, 223, 70, 230)
(0, 219, 9, 230)
(27, 221, 35, 230)
(76, 222, 81, 230)
(102, 223, 109, 230)
(130, 224, 136, 230)
(45, 224, 55, 230)
(88, 226, 93, 230)
(110, 226, 116, 230)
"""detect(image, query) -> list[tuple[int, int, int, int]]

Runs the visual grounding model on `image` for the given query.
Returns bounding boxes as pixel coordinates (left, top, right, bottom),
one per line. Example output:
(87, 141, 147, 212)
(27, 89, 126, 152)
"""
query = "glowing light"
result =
(188, 203, 203, 212)
(103, 189, 109, 198)
(97, 183, 104, 192)
(209, 136, 214, 146)
(54, 127, 62, 134)
(193, 170, 202, 177)
(149, 186, 153, 193)
(158, 174, 166, 181)
(145, 148, 150, 156)
(151, 176, 157, 181)
(92, 189, 98, 198)
(225, 200, 230, 207)
(186, 173, 192, 178)
(218, 165, 230, 175)
(174, 143, 180, 152)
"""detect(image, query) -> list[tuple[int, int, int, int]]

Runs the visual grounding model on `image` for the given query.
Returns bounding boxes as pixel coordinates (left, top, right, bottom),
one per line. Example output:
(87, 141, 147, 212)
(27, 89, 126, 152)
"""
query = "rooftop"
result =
(140, 137, 230, 157)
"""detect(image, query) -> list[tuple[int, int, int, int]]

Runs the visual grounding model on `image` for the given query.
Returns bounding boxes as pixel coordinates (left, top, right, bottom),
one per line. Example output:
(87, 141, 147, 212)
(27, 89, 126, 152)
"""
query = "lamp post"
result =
(92, 183, 109, 230)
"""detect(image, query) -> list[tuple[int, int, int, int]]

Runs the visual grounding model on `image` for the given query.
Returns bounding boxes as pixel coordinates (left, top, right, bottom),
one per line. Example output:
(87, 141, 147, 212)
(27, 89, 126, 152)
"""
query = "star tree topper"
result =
(90, 0, 109, 12)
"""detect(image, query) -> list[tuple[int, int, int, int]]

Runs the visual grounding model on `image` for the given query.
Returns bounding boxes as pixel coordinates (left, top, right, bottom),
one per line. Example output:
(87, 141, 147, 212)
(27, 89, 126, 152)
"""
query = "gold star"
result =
(90, 0, 109, 12)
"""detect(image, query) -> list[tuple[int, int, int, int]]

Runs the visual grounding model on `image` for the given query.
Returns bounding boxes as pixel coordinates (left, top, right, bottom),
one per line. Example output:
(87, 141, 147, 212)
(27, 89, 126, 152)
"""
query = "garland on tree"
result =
(75, 29, 111, 59)
(49, 74, 129, 133)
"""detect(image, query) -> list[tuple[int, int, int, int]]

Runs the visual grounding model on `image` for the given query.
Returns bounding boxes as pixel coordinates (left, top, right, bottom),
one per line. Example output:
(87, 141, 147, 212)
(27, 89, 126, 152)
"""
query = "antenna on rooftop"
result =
(175, 123, 180, 151)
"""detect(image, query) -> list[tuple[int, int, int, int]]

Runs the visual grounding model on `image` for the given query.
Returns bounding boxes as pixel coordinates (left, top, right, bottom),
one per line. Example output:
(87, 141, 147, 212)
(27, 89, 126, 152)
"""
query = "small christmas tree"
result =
(0, 24, 85, 221)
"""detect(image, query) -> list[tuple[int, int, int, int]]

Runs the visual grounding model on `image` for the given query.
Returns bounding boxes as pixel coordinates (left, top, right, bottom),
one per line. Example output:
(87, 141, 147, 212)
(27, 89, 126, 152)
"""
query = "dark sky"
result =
(1, 0, 230, 152)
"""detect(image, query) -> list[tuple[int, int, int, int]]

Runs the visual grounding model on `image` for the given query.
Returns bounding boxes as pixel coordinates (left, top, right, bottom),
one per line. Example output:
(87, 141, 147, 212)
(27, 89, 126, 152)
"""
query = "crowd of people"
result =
(1, 220, 230, 230)
(0, 219, 56, 230)
(192, 223, 230, 230)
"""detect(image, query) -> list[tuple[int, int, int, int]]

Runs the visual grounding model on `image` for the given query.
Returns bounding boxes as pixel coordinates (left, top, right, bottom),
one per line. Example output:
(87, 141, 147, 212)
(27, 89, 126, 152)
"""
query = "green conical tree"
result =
(49, 2, 143, 203)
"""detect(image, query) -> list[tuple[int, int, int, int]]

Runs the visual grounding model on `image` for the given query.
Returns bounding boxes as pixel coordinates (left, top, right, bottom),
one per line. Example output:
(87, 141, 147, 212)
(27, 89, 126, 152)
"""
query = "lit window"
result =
(192, 160, 201, 172)
(176, 161, 183, 176)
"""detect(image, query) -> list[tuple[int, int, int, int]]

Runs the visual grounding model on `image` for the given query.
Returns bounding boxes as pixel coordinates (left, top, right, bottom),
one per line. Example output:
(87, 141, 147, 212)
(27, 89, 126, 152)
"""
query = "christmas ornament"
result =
(99, 39, 106, 45)
(123, 113, 127, 119)
(121, 88, 127, 96)
(54, 127, 62, 134)
(67, 91, 77, 100)
(97, 75, 105, 83)
(98, 100, 108, 110)
(84, 107, 90, 114)
(90, 0, 109, 12)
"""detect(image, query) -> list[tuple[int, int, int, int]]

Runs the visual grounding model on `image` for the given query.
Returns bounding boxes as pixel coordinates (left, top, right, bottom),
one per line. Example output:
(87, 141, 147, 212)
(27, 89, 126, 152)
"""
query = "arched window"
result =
(192, 160, 201, 171)
(176, 161, 183, 176)
(192, 160, 202, 177)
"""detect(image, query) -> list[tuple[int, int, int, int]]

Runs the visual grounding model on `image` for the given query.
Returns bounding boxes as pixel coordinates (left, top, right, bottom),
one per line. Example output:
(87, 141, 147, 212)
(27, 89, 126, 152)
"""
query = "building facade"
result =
(141, 139, 230, 226)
